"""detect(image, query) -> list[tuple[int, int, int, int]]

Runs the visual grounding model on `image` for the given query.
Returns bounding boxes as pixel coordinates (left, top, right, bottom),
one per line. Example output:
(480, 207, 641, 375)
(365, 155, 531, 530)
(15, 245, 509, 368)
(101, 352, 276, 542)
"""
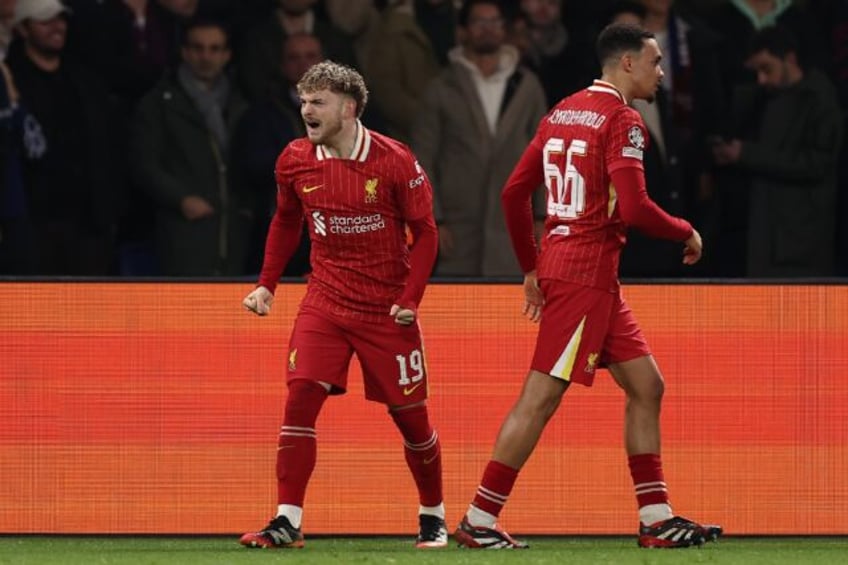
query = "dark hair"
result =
(605, 0, 647, 24)
(747, 25, 799, 60)
(181, 18, 231, 48)
(595, 23, 654, 67)
(458, 0, 504, 28)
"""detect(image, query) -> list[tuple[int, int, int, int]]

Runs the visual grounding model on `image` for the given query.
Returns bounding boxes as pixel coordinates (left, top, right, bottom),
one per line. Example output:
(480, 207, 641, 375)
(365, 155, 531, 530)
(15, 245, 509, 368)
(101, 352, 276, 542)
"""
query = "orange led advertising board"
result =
(1, 283, 846, 534)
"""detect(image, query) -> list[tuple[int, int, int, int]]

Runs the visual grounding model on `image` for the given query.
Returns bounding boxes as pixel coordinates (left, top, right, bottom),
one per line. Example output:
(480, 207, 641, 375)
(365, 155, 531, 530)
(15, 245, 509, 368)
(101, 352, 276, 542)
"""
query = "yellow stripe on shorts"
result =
(550, 315, 586, 381)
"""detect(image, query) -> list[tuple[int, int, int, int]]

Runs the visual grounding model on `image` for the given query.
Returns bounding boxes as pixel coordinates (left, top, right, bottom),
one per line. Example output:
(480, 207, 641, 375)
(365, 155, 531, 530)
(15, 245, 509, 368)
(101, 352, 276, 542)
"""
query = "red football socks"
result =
(628, 453, 670, 515)
(276, 379, 328, 506)
(471, 460, 519, 517)
(390, 404, 443, 507)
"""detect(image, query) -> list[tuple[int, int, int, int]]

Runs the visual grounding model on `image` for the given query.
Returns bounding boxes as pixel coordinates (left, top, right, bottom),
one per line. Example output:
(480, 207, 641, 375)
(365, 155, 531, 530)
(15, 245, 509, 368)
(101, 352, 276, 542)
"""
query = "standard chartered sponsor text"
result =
(330, 213, 386, 234)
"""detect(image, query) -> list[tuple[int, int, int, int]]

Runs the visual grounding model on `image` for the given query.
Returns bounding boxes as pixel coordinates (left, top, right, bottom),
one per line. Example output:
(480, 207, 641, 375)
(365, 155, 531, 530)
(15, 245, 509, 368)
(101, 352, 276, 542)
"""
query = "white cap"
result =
(14, 0, 71, 25)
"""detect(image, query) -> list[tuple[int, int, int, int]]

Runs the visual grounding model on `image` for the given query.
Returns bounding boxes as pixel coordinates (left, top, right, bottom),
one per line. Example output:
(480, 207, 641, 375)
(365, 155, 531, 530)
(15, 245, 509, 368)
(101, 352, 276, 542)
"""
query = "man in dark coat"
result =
(131, 18, 249, 276)
(6, 0, 123, 275)
(712, 26, 842, 277)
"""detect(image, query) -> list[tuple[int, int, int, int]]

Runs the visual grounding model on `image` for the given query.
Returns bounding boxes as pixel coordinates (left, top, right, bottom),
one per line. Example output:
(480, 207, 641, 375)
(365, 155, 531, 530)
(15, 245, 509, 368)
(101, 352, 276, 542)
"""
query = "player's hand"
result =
(683, 229, 703, 265)
(522, 270, 544, 323)
(390, 304, 416, 326)
(243, 286, 274, 316)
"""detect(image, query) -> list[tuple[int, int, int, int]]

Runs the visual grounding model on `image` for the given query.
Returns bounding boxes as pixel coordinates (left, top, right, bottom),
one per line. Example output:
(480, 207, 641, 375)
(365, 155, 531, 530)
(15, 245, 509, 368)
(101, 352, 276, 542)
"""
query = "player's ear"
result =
(344, 97, 357, 118)
(622, 52, 634, 73)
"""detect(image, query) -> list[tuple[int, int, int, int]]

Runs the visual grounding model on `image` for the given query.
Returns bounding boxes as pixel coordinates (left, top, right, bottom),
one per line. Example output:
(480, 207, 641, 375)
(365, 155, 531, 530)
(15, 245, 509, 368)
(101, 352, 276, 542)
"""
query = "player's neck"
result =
(598, 74, 632, 104)
(323, 120, 359, 159)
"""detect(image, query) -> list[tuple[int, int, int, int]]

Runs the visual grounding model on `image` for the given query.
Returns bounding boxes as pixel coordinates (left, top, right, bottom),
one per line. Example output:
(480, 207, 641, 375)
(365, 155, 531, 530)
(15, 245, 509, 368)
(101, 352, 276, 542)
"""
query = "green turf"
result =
(0, 536, 846, 564)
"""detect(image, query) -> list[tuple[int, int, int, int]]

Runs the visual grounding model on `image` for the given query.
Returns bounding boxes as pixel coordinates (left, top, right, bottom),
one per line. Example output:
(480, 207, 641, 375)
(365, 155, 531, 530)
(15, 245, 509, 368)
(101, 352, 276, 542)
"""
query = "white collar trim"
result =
(316, 121, 371, 162)
(588, 80, 626, 103)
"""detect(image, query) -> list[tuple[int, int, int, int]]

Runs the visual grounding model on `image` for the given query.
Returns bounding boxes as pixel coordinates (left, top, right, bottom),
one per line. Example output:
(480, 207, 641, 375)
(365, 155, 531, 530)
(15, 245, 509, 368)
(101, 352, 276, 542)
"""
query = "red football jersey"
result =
(260, 124, 435, 318)
(504, 80, 682, 292)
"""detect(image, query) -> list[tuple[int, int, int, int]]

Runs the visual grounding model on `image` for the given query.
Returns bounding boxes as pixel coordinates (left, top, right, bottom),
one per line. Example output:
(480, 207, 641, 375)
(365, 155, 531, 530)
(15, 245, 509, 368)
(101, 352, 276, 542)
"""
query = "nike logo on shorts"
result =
(403, 382, 423, 396)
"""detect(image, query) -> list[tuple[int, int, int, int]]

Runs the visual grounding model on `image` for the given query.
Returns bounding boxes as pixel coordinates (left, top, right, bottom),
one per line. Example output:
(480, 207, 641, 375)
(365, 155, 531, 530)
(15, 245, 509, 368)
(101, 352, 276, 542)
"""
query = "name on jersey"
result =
(548, 109, 606, 129)
(312, 210, 386, 236)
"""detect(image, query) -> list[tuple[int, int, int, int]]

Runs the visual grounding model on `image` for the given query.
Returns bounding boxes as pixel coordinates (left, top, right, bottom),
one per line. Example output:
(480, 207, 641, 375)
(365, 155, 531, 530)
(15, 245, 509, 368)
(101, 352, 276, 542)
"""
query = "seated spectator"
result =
(131, 18, 250, 276)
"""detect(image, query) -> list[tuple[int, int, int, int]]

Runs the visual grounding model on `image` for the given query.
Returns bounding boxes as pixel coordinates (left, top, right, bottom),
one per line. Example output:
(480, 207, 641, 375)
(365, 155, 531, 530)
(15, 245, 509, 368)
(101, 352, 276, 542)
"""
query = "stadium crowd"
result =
(1, 0, 845, 278)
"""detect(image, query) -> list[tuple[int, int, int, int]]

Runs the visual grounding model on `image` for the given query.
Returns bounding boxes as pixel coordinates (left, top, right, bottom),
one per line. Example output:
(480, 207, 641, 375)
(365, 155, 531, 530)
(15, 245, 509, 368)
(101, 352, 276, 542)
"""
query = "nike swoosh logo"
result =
(302, 184, 323, 193)
(423, 453, 438, 465)
(403, 382, 423, 396)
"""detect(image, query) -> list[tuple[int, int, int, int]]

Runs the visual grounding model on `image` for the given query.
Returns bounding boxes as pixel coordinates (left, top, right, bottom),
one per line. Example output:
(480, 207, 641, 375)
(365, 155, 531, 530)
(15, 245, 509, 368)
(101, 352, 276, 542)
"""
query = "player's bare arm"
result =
(243, 286, 274, 316)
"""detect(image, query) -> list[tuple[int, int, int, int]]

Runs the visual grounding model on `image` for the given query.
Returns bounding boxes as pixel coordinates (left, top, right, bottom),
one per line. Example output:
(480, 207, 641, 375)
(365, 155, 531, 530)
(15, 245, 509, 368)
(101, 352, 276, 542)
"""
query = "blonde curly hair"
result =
(296, 61, 369, 118)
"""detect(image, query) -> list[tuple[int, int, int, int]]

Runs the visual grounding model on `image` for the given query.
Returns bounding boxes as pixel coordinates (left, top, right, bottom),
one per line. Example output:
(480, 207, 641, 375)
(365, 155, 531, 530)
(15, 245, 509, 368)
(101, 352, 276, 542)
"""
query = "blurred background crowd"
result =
(1, 0, 846, 279)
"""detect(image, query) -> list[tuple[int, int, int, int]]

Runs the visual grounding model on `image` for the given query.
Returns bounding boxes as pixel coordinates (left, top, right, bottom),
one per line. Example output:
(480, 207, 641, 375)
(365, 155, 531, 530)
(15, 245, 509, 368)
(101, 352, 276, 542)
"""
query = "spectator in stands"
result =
(618, 0, 724, 278)
(519, 0, 597, 105)
(237, 0, 357, 102)
(64, 0, 207, 275)
(0, 0, 27, 274)
(64, 0, 199, 110)
(0, 0, 13, 58)
(6, 0, 123, 275)
(705, 0, 827, 97)
(411, 0, 547, 277)
(324, 0, 380, 73)
(131, 18, 250, 276)
(811, 0, 848, 276)
(711, 25, 841, 277)
(367, 0, 452, 142)
(233, 31, 319, 276)
(607, 0, 646, 27)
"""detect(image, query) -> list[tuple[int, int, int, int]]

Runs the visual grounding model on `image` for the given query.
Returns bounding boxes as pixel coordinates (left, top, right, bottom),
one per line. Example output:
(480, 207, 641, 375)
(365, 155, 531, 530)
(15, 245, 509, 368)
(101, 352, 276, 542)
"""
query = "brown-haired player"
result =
(240, 61, 445, 549)
(454, 23, 722, 549)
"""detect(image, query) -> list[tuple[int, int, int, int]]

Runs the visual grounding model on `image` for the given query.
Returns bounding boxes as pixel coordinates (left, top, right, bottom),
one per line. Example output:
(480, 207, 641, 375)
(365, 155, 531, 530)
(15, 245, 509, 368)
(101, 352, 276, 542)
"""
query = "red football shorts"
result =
(531, 280, 651, 386)
(285, 306, 429, 405)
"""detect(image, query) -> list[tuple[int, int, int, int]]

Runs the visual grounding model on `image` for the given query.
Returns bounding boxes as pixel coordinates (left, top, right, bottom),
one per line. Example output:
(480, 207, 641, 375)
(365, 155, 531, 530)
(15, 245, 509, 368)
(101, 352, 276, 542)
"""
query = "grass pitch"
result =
(1, 536, 846, 564)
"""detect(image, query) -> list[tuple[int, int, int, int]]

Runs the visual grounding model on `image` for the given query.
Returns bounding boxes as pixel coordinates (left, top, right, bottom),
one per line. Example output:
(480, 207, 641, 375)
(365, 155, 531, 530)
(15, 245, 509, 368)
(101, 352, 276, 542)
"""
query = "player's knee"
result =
(516, 388, 562, 421)
(630, 374, 664, 406)
(284, 379, 329, 426)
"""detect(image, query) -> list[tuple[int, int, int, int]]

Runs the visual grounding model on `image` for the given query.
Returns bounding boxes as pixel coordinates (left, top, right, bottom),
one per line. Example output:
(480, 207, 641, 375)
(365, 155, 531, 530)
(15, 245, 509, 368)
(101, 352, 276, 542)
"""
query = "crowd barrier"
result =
(1, 282, 846, 534)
